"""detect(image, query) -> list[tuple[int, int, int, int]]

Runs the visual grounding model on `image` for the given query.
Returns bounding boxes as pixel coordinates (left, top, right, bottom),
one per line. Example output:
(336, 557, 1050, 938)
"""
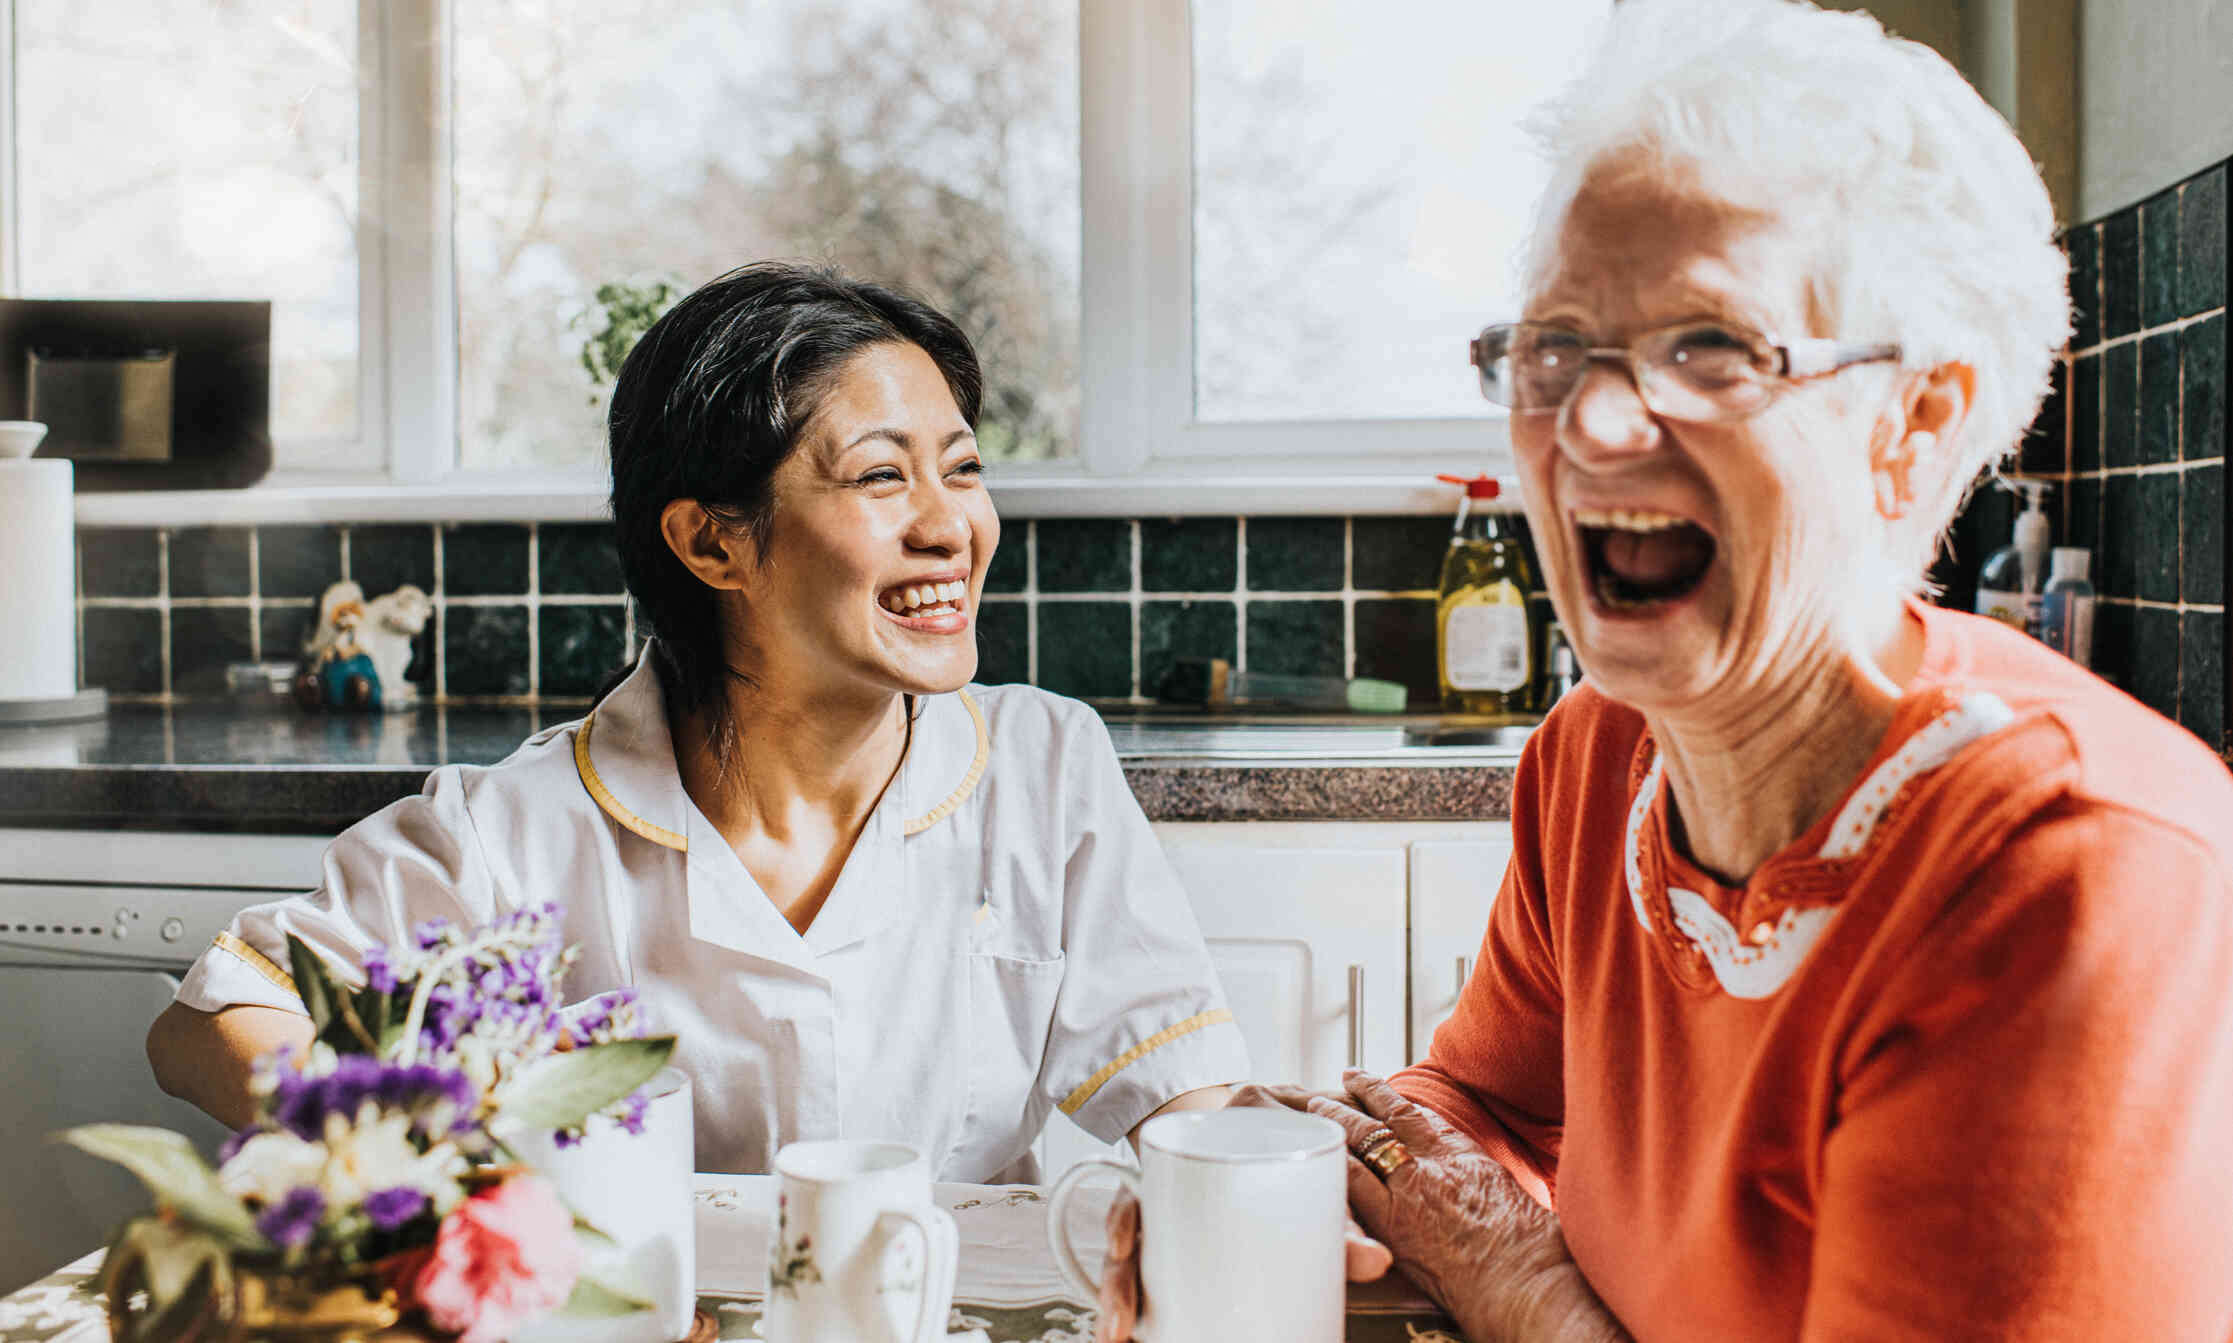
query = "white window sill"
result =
(72, 471, 1506, 528)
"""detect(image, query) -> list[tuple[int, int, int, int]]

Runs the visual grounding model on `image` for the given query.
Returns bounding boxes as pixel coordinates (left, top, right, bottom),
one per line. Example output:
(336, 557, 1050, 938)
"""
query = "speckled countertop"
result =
(0, 704, 1522, 832)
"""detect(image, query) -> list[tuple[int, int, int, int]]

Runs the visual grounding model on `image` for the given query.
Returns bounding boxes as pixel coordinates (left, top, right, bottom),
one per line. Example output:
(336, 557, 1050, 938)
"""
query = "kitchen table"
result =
(0, 1174, 1466, 1342)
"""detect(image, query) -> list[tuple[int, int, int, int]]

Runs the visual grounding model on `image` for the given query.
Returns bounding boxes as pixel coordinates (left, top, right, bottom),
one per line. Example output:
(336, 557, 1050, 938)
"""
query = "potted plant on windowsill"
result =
(66, 905, 676, 1342)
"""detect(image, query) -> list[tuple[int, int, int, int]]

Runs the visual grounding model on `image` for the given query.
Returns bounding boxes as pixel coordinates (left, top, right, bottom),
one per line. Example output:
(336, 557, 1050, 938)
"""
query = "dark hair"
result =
(605, 261, 983, 729)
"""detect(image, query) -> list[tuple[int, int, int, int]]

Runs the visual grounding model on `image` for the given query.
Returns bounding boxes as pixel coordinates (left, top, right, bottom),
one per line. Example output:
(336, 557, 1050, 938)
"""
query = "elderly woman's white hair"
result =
(1525, 0, 2071, 578)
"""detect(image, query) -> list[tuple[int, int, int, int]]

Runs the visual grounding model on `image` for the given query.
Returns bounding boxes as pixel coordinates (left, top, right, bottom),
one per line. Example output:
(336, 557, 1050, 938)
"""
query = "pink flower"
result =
(408, 1175, 581, 1343)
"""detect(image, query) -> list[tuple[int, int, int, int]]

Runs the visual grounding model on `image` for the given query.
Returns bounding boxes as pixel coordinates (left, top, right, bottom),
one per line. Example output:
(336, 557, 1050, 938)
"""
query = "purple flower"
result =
(362, 1186, 428, 1231)
(413, 918, 453, 951)
(256, 1186, 326, 1250)
(268, 1055, 478, 1141)
(363, 947, 398, 995)
(619, 1090, 651, 1137)
(552, 1128, 583, 1149)
(217, 1127, 253, 1166)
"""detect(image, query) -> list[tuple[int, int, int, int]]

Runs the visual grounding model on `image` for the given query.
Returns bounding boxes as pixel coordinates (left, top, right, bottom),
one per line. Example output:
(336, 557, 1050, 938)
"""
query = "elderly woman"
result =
(1101, 2, 2233, 1339)
(149, 263, 1245, 1181)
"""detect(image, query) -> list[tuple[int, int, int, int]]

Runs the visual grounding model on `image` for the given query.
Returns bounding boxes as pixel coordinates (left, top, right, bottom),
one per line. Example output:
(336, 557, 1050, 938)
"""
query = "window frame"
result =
(13, 0, 1522, 526)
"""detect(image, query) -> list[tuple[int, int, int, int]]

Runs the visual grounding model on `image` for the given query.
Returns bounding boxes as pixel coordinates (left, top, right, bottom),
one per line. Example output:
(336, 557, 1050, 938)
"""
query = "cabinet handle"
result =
(1347, 964, 1365, 1069)
(1455, 955, 1472, 1001)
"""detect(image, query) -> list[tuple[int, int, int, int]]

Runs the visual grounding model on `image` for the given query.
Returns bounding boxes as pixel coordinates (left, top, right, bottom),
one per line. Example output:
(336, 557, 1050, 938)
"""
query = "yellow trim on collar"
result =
(1058, 1008, 1235, 1116)
(575, 710, 690, 852)
(903, 690, 990, 836)
(212, 931, 299, 998)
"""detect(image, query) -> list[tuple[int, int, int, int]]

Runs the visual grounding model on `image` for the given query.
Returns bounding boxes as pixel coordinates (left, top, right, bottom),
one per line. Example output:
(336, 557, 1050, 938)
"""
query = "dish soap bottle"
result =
(1974, 478, 2052, 636)
(2039, 546, 2096, 667)
(1435, 474, 1540, 714)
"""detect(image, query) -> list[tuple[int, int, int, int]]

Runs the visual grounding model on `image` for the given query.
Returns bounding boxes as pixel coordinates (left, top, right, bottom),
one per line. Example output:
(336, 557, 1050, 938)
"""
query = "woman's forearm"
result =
(1433, 1158, 1629, 1343)
(146, 1001, 312, 1130)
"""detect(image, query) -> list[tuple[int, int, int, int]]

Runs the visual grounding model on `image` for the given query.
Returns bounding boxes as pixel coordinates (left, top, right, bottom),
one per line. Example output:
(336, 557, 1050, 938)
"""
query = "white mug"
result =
(509, 1066, 697, 1343)
(766, 1140, 959, 1343)
(1046, 1107, 1348, 1342)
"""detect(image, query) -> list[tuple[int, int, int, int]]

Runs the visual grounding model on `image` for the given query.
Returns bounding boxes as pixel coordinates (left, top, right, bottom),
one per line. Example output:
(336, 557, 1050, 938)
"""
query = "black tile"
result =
(2140, 331, 2182, 466)
(1035, 601, 1132, 699)
(350, 525, 436, 597)
(2100, 473, 2139, 600)
(2138, 470, 2181, 603)
(443, 525, 530, 597)
(169, 606, 253, 695)
(538, 603, 626, 697)
(983, 527, 1028, 593)
(973, 601, 1029, 683)
(2102, 208, 2140, 341)
(2066, 474, 2102, 558)
(2019, 359, 2068, 476)
(1036, 519, 1131, 593)
(2068, 223, 2101, 350)
(1353, 598, 1438, 707)
(1352, 516, 1450, 592)
(2132, 605, 2180, 720)
(1140, 600, 1238, 700)
(443, 604, 529, 696)
(2102, 342, 2139, 469)
(80, 607, 162, 694)
(2142, 188, 2182, 330)
(2070, 353, 2102, 474)
(2187, 462, 2224, 605)
(537, 523, 624, 595)
(2092, 600, 2133, 689)
(1245, 517, 1345, 591)
(2180, 165, 2226, 319)
(167, 527, 251, 598)
(257, 525, 343, 600)
(2182, 610, 2224, 748)
(259, 604, 317, 664)
(2186, 314, 2225, 463)
(76, 528, 161, 597)
(1141, 518, 1239, 592)
(1246, 600, 1345, 676)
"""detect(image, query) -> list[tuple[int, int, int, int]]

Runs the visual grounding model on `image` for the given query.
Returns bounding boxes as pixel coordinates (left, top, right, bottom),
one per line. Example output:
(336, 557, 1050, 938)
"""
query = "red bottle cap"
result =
(1435, 473, 1502, 500)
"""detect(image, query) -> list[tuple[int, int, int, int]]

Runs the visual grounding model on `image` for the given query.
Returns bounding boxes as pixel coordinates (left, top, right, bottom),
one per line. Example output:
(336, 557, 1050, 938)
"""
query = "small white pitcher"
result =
(766, 1140, 959, 1343)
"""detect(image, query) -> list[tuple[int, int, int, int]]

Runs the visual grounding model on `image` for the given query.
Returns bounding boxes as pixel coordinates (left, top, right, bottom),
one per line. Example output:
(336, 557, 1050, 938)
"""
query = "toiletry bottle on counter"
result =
(2039, 547, 2096, 668)
(1974, 478, 2052, 635)
(1435, 473, 1540, 714)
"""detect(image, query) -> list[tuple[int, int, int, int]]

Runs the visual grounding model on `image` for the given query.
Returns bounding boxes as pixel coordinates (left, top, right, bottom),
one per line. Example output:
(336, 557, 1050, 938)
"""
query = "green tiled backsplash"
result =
(76, 516, 1538, 708)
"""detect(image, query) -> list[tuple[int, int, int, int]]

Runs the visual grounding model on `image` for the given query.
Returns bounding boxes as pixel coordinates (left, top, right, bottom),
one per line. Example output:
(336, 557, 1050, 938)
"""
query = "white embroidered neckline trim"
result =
(1624, 692, 2015, 999)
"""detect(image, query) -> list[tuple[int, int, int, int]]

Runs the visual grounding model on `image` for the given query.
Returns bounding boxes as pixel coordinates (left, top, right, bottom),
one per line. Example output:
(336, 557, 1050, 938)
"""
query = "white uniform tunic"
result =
(176, 654, 1248, 1181)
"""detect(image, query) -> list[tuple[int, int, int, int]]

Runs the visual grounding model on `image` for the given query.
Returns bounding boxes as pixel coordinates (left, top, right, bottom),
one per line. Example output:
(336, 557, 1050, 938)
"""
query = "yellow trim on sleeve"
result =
(212, 931, 299, 998)
(575, 710, 690, 852)
(1057, 1008, 1236, 1116)
(903, 690, 990, 836)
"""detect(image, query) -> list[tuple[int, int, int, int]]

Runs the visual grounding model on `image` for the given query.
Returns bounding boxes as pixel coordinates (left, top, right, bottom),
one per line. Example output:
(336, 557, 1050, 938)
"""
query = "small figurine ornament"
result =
(293, 579, 432, 711)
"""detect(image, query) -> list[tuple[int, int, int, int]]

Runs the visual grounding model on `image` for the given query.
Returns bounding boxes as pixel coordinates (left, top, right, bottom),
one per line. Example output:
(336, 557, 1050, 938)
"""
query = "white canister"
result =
(0, 452, 78, 704)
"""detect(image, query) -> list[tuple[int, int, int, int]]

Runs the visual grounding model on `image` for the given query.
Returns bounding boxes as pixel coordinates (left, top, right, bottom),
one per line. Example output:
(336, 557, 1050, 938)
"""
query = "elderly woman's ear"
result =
(660, 498, 756, 592)
(1870, 361, 1976, 533)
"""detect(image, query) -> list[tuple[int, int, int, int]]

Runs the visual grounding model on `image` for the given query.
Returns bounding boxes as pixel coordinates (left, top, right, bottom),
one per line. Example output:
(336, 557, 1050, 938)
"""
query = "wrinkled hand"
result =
(1090, 1083, 1396, 1343)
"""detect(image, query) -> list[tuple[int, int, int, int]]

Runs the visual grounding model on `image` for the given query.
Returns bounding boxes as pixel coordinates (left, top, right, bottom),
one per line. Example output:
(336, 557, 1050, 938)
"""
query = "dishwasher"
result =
(0, 828, 332, 1292)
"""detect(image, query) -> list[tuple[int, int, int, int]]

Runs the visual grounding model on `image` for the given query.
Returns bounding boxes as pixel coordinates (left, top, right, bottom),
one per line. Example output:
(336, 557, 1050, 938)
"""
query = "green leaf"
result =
(285, 934, 339, 1036)
(493, 1036, 676, 1133)
(59, 1126, 265, 1249)
(108, 1216, 234, 1312)
(555, 1268, 652, 1318)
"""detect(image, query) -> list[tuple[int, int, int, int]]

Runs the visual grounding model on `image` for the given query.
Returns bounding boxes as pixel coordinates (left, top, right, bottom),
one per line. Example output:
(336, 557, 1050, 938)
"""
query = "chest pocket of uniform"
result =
(958, 947, 1067, 1176)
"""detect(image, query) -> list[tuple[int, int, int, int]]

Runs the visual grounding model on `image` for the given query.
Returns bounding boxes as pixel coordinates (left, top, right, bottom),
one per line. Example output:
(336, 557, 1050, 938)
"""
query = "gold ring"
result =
(1358, 1131, 1413, 1180)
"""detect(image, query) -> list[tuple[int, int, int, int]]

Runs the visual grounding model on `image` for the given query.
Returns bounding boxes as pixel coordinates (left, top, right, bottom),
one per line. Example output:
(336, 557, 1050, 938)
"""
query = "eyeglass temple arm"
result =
(1779, 339, 1902, 379)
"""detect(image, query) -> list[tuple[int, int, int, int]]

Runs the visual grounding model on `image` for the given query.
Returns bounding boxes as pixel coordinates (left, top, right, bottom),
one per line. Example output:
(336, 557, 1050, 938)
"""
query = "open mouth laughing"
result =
(878, 575, 972, 630)
(1574, 508, 1718, 613)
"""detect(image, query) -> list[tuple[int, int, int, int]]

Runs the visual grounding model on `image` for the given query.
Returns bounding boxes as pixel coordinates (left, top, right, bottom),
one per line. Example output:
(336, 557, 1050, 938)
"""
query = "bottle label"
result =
(2044, 592, 2095, 668)
(1447, 603, 1531, 692)
(1974, 588, 2040, 632)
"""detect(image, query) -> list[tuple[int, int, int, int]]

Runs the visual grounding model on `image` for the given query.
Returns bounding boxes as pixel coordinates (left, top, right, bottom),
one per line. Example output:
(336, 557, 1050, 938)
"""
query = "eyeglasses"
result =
(1468, 320, 1902, 423)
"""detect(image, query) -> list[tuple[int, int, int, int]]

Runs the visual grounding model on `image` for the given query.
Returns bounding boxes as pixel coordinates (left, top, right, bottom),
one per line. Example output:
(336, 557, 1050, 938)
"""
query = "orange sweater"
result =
(1394, 602, 2233, 1340)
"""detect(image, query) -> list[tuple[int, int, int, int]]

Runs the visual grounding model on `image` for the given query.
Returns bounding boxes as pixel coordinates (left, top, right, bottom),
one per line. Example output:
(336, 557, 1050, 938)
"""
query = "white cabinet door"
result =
(1407, 833, 1513, 1064)
(1037, 829, 1410, 1180)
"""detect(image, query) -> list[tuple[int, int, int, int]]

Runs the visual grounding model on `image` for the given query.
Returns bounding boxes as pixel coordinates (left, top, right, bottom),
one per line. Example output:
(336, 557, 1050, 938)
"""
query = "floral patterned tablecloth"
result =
(0, 1177, 1464, 1343)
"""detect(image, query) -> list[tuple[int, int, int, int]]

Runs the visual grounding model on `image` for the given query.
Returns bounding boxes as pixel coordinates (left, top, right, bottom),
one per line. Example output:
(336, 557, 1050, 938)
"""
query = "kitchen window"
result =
(0, 0, 1608, 520)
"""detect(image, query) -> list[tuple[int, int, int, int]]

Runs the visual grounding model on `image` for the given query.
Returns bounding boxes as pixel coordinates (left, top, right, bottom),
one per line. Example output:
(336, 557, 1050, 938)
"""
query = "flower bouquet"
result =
(63, 904, 677, 1342)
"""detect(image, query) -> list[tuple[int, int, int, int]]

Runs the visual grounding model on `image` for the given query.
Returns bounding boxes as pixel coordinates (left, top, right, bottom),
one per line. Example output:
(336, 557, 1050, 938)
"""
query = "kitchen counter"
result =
(0, 703, 1523, 831)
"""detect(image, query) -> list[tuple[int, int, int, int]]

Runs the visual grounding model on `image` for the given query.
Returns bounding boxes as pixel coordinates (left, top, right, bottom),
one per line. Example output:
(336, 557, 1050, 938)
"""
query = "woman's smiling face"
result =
(741, 340, 999, 700)
(1512, 163, 1903, 719)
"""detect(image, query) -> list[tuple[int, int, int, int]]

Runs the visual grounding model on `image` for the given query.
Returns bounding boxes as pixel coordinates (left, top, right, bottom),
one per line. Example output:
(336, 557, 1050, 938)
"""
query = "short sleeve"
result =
(173, 765, 499, 1016)
(1799, 804, 2233, 1340)
(1035, 711, 1250, 1143)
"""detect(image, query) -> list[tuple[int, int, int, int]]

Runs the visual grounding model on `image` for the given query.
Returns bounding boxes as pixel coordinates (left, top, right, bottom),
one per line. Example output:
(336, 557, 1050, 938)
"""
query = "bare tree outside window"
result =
(453, 0, 1080, 471)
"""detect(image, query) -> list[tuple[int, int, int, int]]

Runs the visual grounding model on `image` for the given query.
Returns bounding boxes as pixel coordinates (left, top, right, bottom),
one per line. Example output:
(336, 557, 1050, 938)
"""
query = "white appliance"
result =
(0, 829, 330, 1291)
(0, 425, 104, 724)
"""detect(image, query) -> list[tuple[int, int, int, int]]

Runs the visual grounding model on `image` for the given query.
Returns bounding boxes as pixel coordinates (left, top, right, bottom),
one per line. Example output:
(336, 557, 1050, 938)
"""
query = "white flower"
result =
(320, 1105, 469, 1214)
(218, 1131, 327, 1206)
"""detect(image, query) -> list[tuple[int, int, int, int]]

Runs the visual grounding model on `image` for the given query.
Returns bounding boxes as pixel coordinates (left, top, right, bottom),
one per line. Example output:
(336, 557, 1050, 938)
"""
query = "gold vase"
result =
(104, 1244, 421, 1343)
